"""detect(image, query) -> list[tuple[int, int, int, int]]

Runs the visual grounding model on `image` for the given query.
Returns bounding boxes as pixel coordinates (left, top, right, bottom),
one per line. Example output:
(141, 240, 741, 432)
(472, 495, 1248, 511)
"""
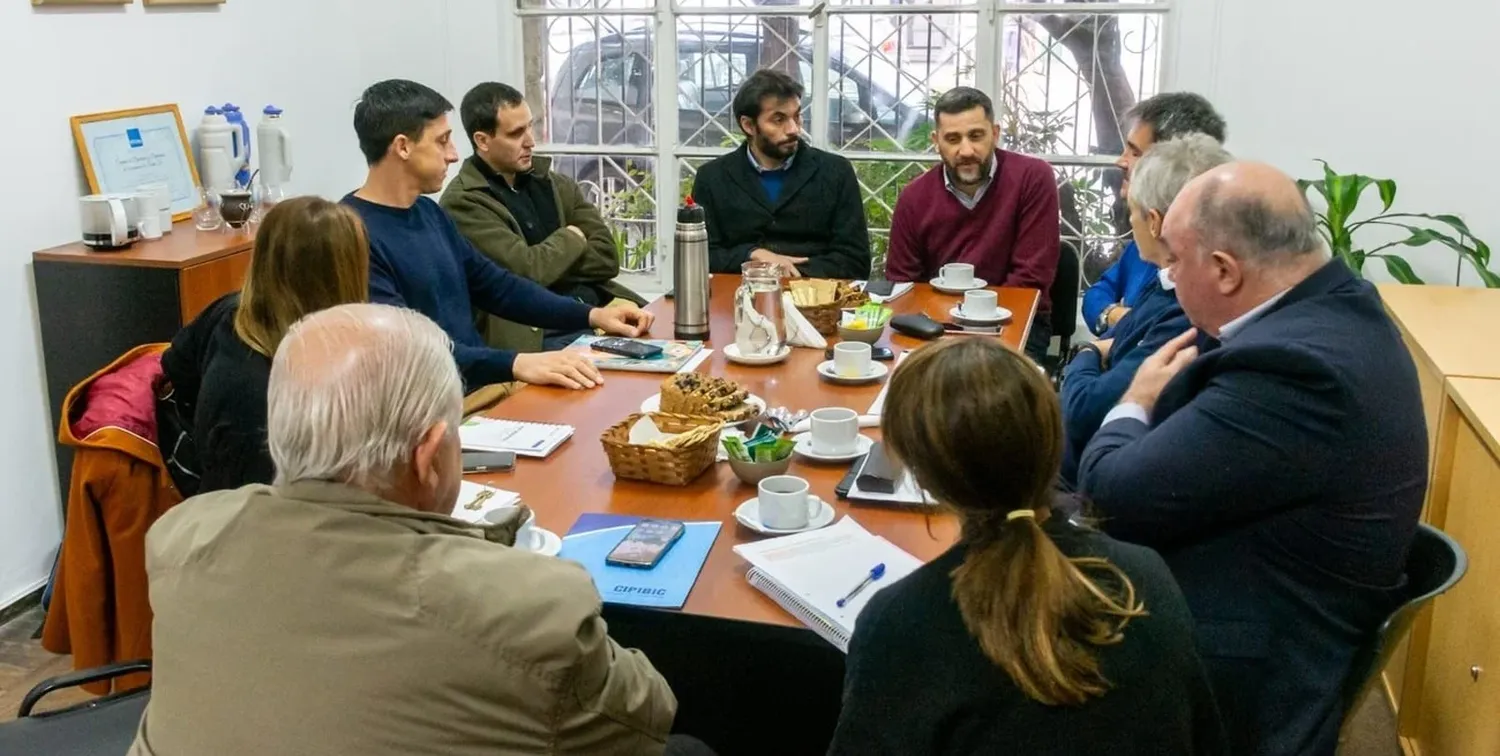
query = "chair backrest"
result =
(1339, 523, 1468, 721)
(1052, 180, 1085, 356)
(1050, 237, 1080, 353)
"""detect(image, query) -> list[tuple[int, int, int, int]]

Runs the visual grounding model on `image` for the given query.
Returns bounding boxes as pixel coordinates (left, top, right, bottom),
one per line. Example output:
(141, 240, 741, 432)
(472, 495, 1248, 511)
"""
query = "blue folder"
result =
(558, 514, 721, 609)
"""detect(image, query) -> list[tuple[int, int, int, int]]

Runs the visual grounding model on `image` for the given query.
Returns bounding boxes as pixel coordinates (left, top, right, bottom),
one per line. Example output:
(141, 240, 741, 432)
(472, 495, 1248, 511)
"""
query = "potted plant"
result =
(1299, 160, 1498, 286)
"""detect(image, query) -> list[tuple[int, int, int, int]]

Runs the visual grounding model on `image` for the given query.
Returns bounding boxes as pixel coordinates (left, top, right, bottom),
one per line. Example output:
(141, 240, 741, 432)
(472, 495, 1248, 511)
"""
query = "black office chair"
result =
(1048, 237, 1081, 369)
(0, 660, 151, 755)
(1337, 524, 1467, 740)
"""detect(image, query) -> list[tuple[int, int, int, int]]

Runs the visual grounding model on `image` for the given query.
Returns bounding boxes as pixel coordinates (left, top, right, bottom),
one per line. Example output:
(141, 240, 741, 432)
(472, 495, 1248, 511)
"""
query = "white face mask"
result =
(1158, 266, 1176, 291)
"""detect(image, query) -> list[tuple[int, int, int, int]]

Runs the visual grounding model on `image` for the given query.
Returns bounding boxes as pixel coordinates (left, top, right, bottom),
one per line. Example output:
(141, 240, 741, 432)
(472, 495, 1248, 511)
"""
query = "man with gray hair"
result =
(1078, 163, 1427, 755)
(130, 303, 691, 756)
(1059, 133, 1232, 484)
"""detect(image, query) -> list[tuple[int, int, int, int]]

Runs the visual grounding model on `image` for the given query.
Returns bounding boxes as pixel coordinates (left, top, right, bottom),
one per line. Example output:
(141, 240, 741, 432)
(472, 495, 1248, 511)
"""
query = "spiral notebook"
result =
(459, 417, 573, 458)
(733, 517, 922, 652)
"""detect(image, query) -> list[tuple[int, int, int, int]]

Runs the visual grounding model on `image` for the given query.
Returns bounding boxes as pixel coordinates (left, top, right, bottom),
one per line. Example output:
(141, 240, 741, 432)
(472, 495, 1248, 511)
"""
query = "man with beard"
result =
(341, 79, 653, 392)
(884, 87, 1060, 361)
(693, 69, 872, 279)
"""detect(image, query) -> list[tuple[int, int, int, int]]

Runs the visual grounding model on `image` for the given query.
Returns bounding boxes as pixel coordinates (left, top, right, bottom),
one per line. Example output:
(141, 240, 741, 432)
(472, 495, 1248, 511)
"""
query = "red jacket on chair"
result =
(42, 343, 182, 694)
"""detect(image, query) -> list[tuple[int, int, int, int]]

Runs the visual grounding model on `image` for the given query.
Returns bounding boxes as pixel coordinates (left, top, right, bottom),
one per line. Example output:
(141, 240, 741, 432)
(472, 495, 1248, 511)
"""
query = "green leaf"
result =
(1337, 174, 1376, 222)
(1376, 179, 1396, 212)
(1378, 255, 1424, 284)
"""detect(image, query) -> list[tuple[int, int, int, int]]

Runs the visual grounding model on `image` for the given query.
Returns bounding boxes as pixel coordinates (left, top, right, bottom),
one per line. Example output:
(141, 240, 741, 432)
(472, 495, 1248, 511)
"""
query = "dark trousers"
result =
(542, 328, 593, 351)
(1024, 317, 1053, 363)
(664, 735, 718, 756)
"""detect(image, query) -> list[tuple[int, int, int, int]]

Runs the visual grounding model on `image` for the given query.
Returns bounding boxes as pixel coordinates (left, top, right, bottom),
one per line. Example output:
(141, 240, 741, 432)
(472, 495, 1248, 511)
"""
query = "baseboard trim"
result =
(0, 586, 44, 628)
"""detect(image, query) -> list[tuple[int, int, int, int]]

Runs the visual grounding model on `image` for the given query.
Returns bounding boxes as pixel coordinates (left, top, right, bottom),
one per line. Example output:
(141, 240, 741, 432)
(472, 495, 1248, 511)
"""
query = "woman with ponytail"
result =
(827, 338, 1226, 755)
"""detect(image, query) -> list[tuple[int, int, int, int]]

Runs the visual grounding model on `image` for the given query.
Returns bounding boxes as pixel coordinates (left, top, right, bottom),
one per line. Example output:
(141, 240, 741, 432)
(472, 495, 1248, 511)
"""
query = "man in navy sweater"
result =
(1059, 134, 1231, 484)
(1079, 162, 1426, 755)
(342, 79, 653, 391)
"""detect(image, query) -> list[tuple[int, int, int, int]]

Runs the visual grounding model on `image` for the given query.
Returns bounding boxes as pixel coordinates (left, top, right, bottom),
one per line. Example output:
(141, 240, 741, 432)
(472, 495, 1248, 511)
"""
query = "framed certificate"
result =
(70, 104, 202, 222)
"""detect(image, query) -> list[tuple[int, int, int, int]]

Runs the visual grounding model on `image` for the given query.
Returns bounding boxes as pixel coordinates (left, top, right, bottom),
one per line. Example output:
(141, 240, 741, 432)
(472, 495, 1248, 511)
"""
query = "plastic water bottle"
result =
(674, 197, 710, 341)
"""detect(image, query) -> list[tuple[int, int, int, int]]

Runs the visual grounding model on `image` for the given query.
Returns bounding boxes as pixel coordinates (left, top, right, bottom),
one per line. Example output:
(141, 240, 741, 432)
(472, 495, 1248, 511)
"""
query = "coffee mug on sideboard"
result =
(136, 182, 173, 234)
(79, 194, 141, 250)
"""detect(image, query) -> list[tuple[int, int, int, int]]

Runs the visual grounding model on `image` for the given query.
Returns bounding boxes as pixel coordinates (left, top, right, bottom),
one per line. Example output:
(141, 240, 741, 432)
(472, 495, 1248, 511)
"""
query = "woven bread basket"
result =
(601, 412, 724, 486)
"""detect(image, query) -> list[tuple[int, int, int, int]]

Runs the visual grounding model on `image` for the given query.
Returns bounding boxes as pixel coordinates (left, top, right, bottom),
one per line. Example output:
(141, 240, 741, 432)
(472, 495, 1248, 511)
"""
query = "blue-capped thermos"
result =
(674, 197, 710, 341)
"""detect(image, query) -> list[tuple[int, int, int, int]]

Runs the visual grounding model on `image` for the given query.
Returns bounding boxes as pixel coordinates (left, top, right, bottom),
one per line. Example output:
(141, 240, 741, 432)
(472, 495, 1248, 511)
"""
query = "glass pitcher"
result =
(734, 260, 786, 356)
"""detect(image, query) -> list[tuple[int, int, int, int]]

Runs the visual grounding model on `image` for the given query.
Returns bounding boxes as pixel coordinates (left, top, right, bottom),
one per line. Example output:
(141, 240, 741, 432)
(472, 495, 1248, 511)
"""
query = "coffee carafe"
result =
(79, 194, 143, 250)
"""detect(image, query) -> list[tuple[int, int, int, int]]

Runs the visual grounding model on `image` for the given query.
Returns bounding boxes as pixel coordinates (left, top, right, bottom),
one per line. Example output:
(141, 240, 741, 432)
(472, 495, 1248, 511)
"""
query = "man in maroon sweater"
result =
(884, 87, 1060, 361)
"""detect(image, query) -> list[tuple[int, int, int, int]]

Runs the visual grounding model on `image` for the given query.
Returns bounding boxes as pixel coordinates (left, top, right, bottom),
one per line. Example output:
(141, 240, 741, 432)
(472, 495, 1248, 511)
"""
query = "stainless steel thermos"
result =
(674, 198, 710, 340)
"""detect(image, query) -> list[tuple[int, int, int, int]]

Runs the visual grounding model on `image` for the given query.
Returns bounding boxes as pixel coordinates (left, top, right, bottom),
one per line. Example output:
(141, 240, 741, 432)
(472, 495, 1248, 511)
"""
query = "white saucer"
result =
(734, 496, 837, 535)
(949, 305, 1013, 324)
(640, 392, 767, 414)
(791, 431, 875, 462)
(931, 276, 988, 294)
(815, 360, 888, 385)
(725, 343, 791, 366)
(518, 527, 562, 557)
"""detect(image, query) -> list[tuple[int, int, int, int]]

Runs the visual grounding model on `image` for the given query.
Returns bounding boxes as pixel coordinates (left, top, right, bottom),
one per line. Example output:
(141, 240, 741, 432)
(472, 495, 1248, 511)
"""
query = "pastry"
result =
(659, 374, 758, 422)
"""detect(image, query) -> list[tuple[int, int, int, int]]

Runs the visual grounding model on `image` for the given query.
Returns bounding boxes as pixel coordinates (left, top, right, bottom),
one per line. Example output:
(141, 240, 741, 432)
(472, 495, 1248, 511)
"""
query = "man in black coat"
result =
(1078, 162, 1427, 756)
(692, 69, 872, 279)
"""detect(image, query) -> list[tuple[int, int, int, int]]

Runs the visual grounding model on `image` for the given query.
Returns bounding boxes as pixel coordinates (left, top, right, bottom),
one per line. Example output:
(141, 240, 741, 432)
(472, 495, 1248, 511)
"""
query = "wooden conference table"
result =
(469, 275, 1040, 628)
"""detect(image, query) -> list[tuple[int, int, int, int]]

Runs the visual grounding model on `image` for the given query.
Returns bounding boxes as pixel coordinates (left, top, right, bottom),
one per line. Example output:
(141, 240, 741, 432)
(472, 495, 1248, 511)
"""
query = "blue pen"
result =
(836, 563, 887, 608)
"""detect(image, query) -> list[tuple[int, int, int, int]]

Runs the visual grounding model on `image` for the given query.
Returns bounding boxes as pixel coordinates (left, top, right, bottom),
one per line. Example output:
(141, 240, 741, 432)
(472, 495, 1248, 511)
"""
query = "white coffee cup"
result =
(809, 407, 860, 455)
(758, 475, 817, 530)
(137, 207, 163, 240)
(136, 182, 173, 234)
(484, 505, 539, 551)
(834, 341, 872, 378)
(962, 289, 1000, 319)
(941, 262, 975, 287)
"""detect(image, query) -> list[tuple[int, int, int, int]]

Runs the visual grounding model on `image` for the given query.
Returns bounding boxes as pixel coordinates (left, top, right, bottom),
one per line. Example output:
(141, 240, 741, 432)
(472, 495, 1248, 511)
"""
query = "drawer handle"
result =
(1472, 666, 1483, 682)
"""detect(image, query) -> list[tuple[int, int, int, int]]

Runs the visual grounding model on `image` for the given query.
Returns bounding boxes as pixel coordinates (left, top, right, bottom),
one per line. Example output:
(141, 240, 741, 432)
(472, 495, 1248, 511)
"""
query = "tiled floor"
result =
(0, 607, 93, 719)
(0, 606, 1402, 754)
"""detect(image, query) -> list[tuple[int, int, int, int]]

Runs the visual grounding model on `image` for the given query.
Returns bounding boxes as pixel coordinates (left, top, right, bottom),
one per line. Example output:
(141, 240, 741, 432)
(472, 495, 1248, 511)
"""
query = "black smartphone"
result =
(462, 450, 516, 473)
(605, 519, 687, 569)
(591, 338, 664, 360)
(825, 346, 895, 361)
(863, 279, 896, 297)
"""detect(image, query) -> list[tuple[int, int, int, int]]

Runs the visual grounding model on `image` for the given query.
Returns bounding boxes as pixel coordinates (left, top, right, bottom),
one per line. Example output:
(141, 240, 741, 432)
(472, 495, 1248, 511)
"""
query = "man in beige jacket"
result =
(130, 304, 694, 755)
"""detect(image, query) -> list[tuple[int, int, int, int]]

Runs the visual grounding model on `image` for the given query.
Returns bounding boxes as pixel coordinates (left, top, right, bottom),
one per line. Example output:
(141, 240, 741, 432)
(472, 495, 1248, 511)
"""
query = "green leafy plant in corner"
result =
(1298, 160, 1498, 287)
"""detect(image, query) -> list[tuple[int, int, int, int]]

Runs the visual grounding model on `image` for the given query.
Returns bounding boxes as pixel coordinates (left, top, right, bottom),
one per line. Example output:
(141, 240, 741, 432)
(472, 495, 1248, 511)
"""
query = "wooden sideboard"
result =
(1379, 283, 1500, 756)
(33, 222, 254, 505)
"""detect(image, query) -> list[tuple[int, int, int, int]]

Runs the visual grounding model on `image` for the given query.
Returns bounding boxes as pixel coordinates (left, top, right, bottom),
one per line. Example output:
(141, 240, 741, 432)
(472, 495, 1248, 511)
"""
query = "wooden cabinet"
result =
(1380, 285, 1500, 755)
(33, 223, 254, 504)
(1411, 379, 1500, 756)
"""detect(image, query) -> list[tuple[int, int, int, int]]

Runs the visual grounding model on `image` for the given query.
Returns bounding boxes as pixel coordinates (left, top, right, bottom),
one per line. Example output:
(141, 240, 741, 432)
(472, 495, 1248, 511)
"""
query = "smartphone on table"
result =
(605, 519, 687, 569)
(462, 450, 516, 473)
(825, 346, 895, 361)
(591, 337, 664, 360)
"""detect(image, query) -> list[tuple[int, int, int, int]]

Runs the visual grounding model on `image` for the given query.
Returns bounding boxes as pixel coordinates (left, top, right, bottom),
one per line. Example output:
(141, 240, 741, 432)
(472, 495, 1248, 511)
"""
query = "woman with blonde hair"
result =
(159, 196, 370, 495)
(827, 339, 1226, 755)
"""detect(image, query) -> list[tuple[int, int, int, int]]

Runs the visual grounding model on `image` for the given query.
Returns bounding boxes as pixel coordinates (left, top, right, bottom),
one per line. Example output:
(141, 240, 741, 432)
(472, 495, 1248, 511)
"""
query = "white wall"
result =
(1166, 0, 1500, 287)
(0, 0, 508, 610)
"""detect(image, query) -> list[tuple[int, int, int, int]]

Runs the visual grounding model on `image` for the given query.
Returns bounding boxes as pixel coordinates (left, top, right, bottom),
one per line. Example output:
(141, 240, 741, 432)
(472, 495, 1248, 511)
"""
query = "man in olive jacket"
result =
(442, 82, 645, 353)
(130, 304, 679, 756)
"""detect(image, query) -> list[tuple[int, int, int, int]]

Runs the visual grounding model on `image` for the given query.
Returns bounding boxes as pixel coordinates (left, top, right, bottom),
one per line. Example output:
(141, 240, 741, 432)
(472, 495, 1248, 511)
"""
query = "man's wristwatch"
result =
(1096, 304, 1120, 333)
